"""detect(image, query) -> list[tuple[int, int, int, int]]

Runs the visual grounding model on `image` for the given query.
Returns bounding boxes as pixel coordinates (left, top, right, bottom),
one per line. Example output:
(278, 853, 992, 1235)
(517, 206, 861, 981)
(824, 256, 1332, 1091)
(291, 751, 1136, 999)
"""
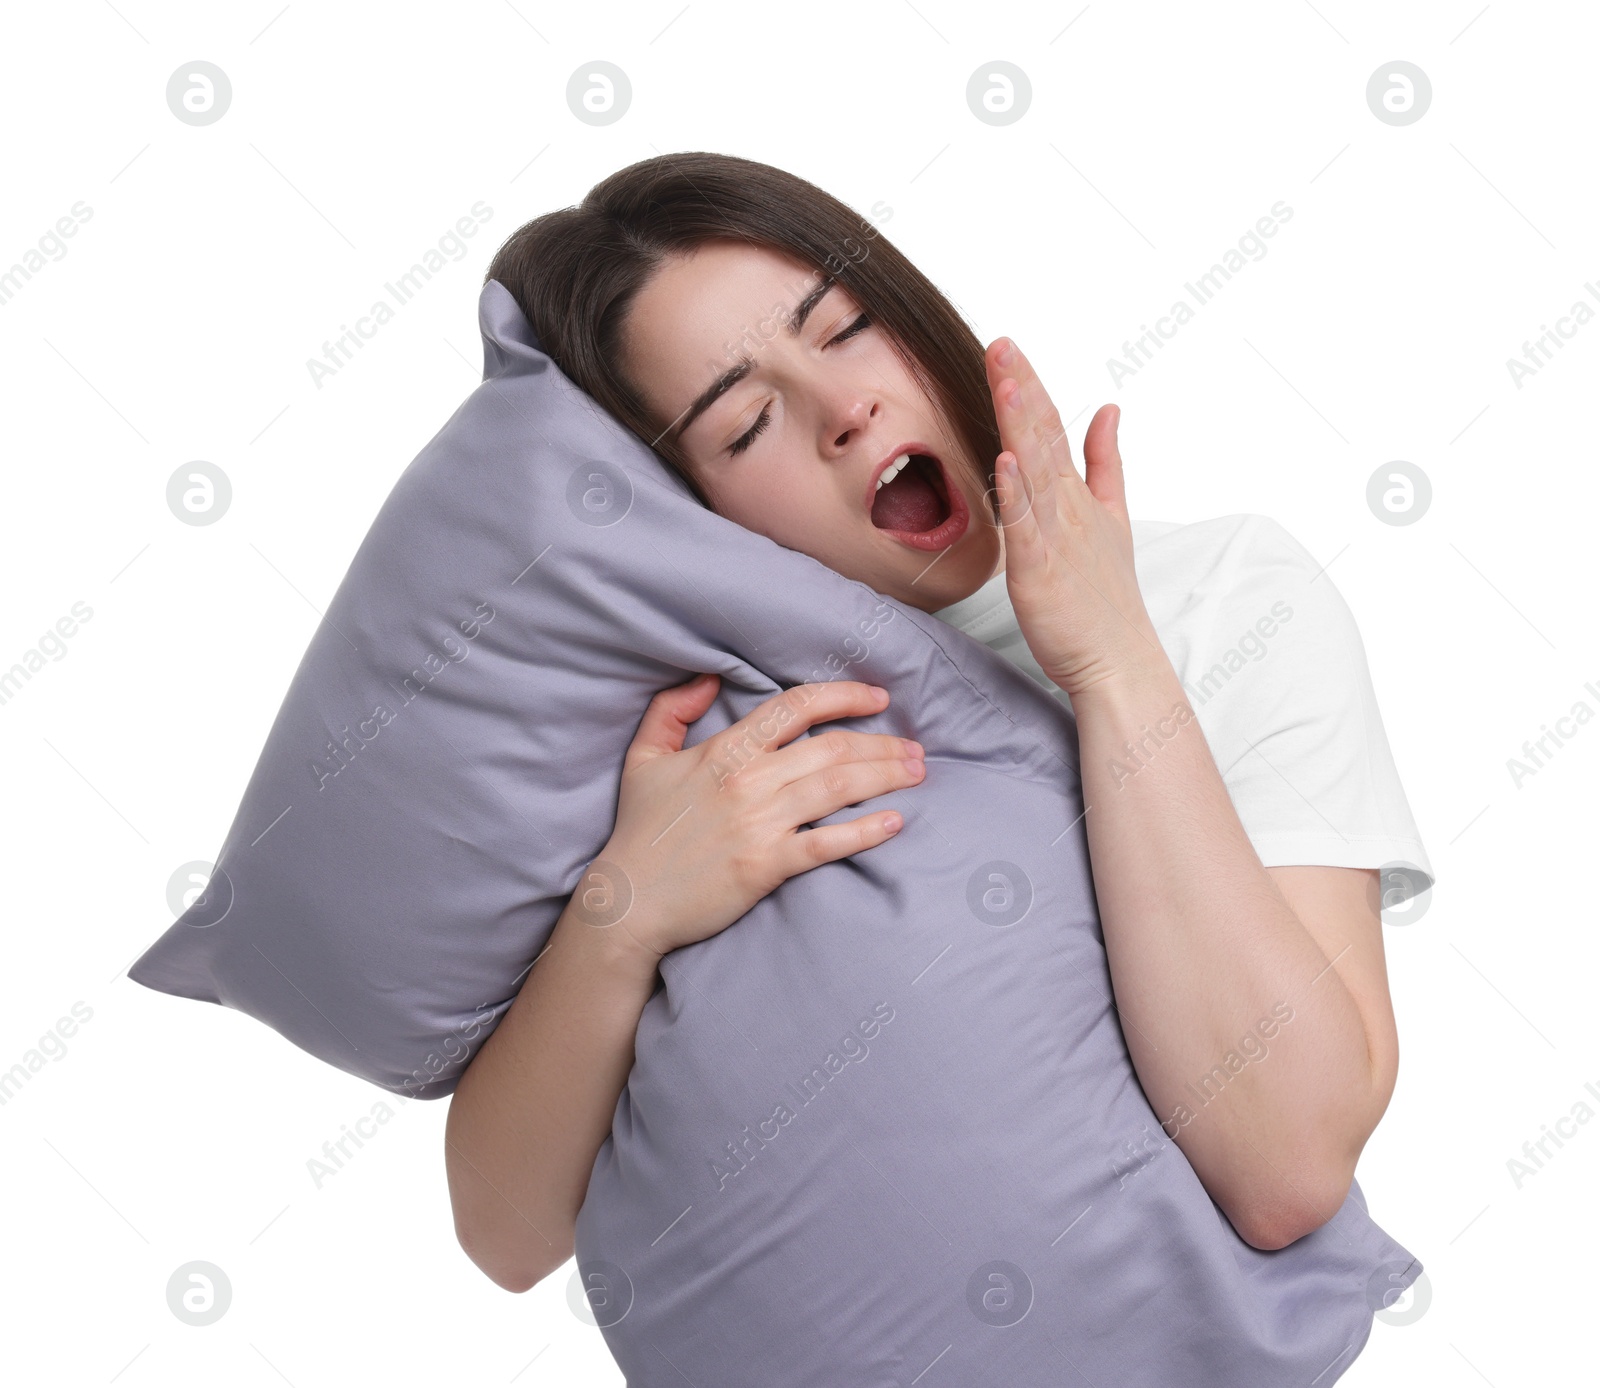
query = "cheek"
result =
(715, 467, 846, 551)
(864, 337, 926, 397)
(723, 480, 813, 542)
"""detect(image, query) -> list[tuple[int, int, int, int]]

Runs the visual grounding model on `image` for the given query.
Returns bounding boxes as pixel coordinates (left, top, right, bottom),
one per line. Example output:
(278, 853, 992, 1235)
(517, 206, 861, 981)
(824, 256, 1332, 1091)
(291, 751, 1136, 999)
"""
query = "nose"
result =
(822, 395, 880, 459)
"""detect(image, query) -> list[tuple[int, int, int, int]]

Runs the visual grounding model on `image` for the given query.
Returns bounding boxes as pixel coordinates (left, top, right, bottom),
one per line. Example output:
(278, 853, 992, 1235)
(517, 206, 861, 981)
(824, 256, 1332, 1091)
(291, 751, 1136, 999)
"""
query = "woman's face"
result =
(619, 240, 1001, 613)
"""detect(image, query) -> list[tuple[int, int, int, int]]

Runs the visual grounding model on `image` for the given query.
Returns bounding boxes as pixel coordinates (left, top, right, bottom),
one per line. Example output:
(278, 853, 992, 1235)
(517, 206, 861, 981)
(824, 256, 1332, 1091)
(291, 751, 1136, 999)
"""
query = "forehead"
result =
(622, 240, 824, 413)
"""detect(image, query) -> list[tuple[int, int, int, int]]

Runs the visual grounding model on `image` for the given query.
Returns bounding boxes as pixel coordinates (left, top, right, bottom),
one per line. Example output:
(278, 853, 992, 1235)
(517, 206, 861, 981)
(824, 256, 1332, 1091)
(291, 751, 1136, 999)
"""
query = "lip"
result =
(864, 445, 971, 553)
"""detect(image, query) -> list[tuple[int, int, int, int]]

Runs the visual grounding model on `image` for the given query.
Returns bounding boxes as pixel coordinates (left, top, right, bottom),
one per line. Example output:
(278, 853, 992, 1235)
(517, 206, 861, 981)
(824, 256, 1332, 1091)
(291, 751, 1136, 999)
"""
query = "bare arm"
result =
(1071, 661, 1393, 1250)
(444, 901, 659, 1292)
(445, 675, 922, 1291)
(983, 340, 1400, 1250)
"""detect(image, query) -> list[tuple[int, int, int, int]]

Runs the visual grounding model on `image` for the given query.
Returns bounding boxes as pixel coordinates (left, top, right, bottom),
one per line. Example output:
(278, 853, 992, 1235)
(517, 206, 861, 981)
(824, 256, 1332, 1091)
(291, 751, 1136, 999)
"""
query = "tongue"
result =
(870, 458, 944, 533)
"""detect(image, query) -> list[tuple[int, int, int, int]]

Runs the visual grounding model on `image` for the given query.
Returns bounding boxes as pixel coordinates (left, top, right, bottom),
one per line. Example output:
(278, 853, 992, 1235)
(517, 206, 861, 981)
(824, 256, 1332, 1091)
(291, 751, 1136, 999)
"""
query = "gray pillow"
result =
(129, 279, 1422, 1386)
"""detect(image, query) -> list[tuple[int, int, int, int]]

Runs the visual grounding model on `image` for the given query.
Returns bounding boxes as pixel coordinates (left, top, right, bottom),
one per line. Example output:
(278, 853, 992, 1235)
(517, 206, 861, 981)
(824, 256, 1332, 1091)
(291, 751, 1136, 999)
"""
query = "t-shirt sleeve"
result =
(1169, 515, 1435, 904)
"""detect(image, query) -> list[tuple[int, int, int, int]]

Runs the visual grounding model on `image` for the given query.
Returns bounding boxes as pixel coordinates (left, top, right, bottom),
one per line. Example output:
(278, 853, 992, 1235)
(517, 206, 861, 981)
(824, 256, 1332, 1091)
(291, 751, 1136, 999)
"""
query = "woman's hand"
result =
(986, 338, 1163, 697)
(575, 674, 925, 962)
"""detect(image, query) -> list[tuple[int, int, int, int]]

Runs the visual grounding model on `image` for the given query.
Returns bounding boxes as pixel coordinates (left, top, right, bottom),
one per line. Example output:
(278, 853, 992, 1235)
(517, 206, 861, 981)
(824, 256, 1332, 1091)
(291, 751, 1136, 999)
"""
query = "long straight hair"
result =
(484, 152, 1001, 513)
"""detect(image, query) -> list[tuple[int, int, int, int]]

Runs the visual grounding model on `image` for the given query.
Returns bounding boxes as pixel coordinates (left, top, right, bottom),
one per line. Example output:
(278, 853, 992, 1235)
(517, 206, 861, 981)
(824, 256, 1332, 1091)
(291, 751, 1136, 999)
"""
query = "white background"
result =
(2, 1, 1595, 1383)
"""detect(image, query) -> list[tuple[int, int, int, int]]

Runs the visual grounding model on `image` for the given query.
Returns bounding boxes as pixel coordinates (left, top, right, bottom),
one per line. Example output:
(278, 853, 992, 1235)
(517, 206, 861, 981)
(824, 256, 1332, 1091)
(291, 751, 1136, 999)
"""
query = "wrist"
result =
(558, 849, 668, 982)
(1051, 623, 1174, 704)
(553, 902, 663, 986)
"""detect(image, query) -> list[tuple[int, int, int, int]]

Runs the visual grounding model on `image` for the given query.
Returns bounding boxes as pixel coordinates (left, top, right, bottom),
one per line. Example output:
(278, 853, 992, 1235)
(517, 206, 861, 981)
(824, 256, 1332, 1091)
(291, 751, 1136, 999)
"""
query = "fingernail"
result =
(997, 340, 1015, 366)
(902, 739, 924, 757)
(903, 758, 926, 776)
(884, 813, 903, 834)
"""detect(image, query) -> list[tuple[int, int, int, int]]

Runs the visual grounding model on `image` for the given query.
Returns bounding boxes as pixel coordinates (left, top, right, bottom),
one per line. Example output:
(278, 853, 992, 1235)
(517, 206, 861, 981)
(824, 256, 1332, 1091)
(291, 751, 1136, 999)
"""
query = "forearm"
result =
(1071, 647, 1382, 1247)
(444, 901, 660, 1291)
(441, 677, 914, 1289)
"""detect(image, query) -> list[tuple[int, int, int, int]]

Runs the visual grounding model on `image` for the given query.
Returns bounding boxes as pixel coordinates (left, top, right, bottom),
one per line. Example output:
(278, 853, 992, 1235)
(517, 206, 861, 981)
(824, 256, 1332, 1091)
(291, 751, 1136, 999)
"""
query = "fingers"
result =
(706, 680, 891, 770)
(1081, 403, 1127, 515)
(985, 338, 1083, 492)
(993, 450, 1050, 574)
(765, 728, 924, 787)
(773, 746, 925, 830)
(784, 810, 906, 874)
(624, 672, 721, 767)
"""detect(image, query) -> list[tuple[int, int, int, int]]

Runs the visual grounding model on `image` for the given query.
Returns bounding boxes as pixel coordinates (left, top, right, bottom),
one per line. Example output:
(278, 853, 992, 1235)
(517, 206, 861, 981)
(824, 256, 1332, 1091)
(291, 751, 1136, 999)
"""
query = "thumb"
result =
(1082, 404, 1127, 516)
(625, 673, 721, 767)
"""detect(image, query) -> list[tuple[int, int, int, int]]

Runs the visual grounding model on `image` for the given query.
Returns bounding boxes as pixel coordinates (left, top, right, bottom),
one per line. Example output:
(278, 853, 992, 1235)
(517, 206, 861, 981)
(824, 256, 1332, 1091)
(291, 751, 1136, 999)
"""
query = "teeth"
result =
(876, 453, 912, 491)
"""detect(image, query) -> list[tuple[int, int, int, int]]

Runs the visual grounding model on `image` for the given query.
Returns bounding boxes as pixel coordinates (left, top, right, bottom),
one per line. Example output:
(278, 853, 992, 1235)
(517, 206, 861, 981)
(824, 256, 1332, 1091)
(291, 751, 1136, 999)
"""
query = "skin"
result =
(617, 238, 1000, 612)
(445, 240, 1405, 1284)
(983, 341, 1397, 1245)
(445, 679, 918, 1290)
(623, 241, 1402, 1248)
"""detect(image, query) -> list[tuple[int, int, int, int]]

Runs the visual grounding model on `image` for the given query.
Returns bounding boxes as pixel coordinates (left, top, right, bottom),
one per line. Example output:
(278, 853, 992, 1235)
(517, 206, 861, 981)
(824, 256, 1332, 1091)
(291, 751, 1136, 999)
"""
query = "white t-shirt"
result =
(932, 513, 1435, 900)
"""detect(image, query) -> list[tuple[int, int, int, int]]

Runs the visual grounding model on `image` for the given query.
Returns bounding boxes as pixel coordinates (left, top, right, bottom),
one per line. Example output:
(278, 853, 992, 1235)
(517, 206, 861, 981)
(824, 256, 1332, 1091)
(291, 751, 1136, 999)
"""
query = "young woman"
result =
(445, 152, 1433, 1357)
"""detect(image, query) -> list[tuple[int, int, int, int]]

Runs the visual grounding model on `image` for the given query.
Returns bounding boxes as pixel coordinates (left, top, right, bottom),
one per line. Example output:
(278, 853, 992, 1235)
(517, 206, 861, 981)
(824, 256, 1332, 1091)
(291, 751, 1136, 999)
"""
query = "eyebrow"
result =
(655, 275, 837, 449)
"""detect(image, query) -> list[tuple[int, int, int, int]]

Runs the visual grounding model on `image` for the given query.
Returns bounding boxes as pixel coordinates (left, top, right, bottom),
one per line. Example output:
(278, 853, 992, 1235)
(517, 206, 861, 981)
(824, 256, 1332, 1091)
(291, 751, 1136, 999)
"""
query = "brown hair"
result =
(484, 151, 1000, 513)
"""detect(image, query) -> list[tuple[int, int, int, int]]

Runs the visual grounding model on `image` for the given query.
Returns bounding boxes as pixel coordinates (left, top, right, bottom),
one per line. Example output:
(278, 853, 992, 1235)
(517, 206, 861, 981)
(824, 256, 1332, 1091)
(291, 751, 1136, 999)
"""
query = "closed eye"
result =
(728, 405, 770, 457)
(827, 312, 871, 347)
(725, 313, 873, 457)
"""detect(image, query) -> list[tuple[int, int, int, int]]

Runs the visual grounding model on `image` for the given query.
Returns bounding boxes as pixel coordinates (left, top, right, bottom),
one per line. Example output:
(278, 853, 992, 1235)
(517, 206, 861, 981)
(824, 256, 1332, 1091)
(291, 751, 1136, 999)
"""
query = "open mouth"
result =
(868, 451, 970, 552)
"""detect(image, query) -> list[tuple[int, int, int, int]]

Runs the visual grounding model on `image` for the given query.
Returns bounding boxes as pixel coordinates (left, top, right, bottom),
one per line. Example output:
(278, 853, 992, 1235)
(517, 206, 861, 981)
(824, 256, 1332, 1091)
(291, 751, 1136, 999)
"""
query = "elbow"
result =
(486, 1266, 544, 1295)
(479, 1263, 540, 1295)
(1233, 1162, 1357, 1251)
(1236, 1210, 1323, 1252)
(1237, 1043, 1397, 1251)
(445, 1122, 574, 1293)
(475, 1251, 543, 1295)
(456, 1221, 572, 1294)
